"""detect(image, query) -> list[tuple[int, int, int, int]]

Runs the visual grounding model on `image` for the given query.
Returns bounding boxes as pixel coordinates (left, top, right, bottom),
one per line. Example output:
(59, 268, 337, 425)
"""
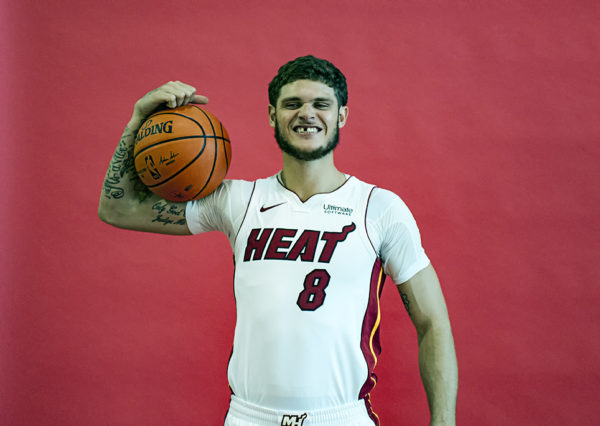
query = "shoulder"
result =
(186, 178, 254, 207)
(365, 185, 424, 251)
(342, 176, 416, 223)
(365, 186, 430, 283)
(184, 178, 256, 236)
(366, 186, 415, 224)
(255, 172, 284, 188)
(346, 176, 403, 204)
(222, 178, 256, 193)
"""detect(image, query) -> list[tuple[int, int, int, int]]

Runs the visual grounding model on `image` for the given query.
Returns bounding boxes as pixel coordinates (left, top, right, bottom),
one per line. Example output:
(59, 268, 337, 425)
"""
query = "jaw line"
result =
(274, 118, 340, 161)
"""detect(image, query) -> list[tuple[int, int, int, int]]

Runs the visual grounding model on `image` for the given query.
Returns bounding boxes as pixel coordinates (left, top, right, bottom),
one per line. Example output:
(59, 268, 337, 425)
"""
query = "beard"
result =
(274, 118, 340, 161)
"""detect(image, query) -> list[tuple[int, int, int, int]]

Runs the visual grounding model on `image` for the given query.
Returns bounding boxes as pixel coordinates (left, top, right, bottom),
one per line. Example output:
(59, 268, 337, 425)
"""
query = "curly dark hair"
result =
(268, 55, 348, 108)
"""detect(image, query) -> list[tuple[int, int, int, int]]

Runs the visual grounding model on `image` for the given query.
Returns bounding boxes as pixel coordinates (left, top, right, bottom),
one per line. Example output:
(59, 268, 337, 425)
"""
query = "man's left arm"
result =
(398, 263, 458, 426)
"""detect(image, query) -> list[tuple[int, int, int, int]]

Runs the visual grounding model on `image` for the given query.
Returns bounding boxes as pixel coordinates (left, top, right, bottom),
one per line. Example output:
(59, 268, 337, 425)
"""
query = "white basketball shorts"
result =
(224, 395, 376, 426)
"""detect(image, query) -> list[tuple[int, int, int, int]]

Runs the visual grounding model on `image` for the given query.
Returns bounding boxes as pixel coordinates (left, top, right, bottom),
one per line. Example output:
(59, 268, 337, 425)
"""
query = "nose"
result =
(298, 103, 315, 120)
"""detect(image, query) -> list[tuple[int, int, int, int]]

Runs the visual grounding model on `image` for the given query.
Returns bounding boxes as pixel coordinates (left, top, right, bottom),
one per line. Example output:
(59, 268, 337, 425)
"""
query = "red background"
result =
(2, 1, 599, 424)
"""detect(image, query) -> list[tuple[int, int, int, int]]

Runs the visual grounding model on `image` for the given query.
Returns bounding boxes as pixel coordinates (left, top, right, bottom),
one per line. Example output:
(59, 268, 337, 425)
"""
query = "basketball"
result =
(133, 105, 231, 202)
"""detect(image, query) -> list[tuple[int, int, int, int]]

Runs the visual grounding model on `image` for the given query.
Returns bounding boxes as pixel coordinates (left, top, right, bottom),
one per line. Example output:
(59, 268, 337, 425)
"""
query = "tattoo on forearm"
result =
(102, 127, 136, 199)
(151, 200, 186, 226)
(103, 123, 152, 201)
(400, 291, 411, 317)
(134, 179, 152, 202)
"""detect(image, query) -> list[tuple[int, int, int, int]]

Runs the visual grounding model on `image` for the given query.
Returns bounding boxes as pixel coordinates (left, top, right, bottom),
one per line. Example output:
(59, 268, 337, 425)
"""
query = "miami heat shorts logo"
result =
(281, 413, 307, 426)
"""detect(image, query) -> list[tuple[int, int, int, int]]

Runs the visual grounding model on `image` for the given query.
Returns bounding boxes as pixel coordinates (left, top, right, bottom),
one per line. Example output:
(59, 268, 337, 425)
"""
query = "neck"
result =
(280, 153, 346, 201)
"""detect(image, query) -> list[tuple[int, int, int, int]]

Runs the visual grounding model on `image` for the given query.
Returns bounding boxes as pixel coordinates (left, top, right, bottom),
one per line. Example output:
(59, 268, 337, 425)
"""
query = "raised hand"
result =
(132, 81, 209, 122)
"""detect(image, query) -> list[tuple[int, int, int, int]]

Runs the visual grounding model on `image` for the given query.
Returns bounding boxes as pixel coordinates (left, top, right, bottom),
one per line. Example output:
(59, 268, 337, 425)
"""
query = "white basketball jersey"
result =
(229, 175, 385, 414)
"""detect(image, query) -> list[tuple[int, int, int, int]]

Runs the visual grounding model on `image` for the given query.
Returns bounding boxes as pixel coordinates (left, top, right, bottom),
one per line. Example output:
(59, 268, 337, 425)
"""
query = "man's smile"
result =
(293, 125, 323, 134)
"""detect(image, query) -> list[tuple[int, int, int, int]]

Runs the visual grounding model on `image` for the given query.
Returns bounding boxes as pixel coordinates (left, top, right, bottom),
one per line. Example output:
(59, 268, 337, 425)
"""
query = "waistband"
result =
(228, 394, 373, 426)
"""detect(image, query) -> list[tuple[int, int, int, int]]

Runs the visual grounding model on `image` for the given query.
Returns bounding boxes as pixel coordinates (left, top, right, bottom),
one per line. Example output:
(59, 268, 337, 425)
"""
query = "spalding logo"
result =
(136, 120, 174, 142)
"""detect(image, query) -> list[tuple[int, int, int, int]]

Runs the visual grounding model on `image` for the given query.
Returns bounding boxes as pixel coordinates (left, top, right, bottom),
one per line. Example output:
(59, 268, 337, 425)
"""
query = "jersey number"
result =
(297, 269, 330, 311)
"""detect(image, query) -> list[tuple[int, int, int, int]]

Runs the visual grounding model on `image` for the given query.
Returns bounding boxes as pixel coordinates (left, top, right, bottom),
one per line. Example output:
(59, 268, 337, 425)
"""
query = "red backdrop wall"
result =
(2, 1, 599, 425)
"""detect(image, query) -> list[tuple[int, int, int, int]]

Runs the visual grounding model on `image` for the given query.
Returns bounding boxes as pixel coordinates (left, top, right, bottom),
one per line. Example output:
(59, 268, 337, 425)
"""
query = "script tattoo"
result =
(102, 126, 137, 199)
(102, 120, 152, 201)
(151, 200, 186, 226)
(400, 290, 411, 317)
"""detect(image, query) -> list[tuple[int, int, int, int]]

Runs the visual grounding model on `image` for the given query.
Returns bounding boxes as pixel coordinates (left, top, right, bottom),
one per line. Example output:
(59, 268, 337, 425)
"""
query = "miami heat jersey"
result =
(185, 173, 430, 419)
(229, 175, 381, 412)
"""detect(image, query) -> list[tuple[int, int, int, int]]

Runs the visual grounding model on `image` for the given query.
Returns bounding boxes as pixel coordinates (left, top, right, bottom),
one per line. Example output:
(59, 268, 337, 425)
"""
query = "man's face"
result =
(269, 79, 349, 161)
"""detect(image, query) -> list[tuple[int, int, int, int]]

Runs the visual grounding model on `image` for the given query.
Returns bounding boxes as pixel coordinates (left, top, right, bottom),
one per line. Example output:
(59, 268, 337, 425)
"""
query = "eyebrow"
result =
(279, 96, 334, 104)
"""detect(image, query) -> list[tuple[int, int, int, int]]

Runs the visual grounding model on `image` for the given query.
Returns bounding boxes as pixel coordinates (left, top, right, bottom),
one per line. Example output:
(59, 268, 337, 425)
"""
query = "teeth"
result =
(295, 127, 319, 134)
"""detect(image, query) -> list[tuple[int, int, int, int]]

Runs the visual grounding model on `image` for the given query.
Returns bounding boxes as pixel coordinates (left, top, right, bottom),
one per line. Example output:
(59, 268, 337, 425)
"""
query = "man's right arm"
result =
(98, 81, 208, 235)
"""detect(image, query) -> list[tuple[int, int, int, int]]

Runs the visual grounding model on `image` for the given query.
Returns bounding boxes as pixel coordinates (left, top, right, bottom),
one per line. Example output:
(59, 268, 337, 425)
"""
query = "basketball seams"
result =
(148, 111, 206, 131)
(190, 105, 221, 199)
(190, 106, 231, 172)
(134, 112, 206, 151)
(134, 135, 229, 159)
(191, 139, 219, 198)
(220, 121, 230, 169)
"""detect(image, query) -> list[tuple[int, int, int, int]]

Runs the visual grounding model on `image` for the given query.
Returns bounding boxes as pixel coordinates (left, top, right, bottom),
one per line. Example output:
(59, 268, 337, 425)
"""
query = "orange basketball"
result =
(133, 105, 231, 202)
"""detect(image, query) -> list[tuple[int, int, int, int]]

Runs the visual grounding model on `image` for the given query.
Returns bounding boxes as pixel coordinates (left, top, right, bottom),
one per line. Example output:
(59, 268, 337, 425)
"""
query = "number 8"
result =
(297, 269, 330, 311)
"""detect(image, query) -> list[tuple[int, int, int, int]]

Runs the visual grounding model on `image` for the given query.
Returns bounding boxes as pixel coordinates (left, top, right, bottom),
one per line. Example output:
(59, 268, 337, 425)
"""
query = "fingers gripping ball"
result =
(134, 105, 232, 201)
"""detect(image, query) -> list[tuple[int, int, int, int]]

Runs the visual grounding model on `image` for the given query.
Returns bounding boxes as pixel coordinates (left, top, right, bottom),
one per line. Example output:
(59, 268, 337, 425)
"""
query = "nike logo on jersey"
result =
(260, 202, 286, 212)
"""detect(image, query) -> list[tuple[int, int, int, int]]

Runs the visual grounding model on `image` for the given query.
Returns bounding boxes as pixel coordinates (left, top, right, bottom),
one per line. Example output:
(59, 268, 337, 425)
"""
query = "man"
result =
(99, 55, 458, 426)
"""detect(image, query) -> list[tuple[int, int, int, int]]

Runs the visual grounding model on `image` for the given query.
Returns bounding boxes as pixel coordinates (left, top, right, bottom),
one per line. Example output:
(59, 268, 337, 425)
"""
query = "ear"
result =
(338, 105, 349, 128)
(268, 104, 276, 128)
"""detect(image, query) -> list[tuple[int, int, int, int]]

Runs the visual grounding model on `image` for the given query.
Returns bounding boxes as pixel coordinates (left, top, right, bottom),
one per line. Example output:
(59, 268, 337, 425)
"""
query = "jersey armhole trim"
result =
(365, 186, 380, 259)
(233, 181, 256, 247)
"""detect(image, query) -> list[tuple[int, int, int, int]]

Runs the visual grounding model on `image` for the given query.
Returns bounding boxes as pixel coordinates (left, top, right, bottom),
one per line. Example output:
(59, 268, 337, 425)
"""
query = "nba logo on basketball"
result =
(281, 413, 307, 426)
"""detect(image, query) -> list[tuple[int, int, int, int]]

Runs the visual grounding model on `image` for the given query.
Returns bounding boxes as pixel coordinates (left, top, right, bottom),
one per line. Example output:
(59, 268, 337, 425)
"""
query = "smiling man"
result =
(98, 55, 458, 426)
